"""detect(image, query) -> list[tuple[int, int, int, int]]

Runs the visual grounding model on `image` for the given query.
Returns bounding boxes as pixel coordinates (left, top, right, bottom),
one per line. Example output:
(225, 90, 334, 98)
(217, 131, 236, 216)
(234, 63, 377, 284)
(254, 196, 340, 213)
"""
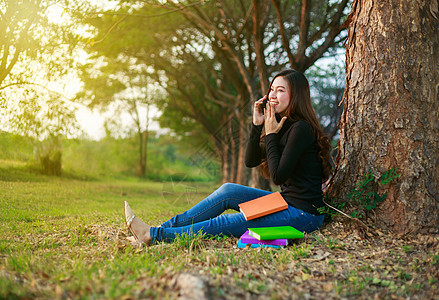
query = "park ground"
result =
(0, 160, 438, 299)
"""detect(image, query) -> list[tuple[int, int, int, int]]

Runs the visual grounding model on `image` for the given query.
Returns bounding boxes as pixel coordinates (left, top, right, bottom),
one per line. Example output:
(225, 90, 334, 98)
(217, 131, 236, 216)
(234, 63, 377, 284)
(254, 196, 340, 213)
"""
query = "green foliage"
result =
(0, 131, 218, 181)
(0, 132, 34, 162)
(379, 168, 401, 185)
(1, 88, 79, 176)
(2, 87, 79, 142)
(77, 0, 350, 182)
(0, 132, 64, 176)
(1, 0, 85, 135)
(318, 194, 346, 219)
(62, 136, 139, 179)
(307, 61, 345, 142)
(348, 168, 400, 218)
(289, 243, 313, 259)
(1, 0, 70, 87)
(320, 168, 400, 219)
(35, 135, 62, 176)
(172, 229, 206, 252)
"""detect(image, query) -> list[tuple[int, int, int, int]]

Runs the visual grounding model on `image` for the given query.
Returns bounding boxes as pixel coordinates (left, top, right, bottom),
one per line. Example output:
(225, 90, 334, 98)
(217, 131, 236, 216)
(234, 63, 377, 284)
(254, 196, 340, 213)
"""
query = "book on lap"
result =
(248, 226, 304, 240)
(238, 192, 288, 221)
(239, 230, 288, 246)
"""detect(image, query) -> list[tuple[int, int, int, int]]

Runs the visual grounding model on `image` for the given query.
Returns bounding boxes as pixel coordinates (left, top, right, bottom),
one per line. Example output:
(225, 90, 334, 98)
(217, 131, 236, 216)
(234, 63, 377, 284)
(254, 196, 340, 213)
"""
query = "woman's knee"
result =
(217, 182, 238, 193)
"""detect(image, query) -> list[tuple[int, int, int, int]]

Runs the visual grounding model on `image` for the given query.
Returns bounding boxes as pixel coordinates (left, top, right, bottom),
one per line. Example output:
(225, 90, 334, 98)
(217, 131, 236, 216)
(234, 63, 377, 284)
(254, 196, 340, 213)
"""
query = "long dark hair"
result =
(259, 69, 332, 181)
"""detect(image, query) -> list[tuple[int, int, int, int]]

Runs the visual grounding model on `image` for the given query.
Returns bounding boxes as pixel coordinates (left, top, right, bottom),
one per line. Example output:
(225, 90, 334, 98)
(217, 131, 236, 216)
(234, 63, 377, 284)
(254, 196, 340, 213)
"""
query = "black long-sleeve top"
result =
(245, 118, 325, 215)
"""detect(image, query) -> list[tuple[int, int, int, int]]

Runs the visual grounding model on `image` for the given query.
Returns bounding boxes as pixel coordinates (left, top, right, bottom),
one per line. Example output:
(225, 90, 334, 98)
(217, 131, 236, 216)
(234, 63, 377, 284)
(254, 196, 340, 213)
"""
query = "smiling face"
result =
(268, 76, 291, 114)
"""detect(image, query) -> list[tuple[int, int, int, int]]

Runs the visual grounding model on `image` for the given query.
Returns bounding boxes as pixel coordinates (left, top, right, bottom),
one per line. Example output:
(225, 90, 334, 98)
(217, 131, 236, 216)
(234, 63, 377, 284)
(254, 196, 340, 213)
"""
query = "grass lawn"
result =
(0, 161, 438, 299)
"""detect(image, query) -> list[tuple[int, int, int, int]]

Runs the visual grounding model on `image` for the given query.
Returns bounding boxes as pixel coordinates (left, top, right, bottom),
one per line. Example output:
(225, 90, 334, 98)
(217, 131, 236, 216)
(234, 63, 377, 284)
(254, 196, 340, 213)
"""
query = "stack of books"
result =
(237, 226, 304, 248)
(237, 192, 304, 248)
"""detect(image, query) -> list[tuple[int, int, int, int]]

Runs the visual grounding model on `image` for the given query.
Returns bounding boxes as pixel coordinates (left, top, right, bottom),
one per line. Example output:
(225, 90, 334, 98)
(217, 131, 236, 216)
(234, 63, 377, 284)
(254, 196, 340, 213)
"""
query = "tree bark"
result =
(329, 0, 439, 234)
(221, 140, 230, 183)
(252, 0, 269, 90)
(236, 115, 249, 185)
(228, 118, 237, 183)
(251, 0, 272, 190)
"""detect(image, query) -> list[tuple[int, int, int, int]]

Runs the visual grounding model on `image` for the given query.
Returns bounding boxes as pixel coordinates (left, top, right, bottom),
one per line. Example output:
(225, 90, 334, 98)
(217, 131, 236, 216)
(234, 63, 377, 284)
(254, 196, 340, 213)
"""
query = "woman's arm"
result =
(265, 121, 314, 185)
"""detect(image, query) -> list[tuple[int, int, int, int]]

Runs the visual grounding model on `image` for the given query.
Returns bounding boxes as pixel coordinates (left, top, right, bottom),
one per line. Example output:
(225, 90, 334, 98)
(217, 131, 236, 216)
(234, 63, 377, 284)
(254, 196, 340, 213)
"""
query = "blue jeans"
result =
(150, 183, 324, 243)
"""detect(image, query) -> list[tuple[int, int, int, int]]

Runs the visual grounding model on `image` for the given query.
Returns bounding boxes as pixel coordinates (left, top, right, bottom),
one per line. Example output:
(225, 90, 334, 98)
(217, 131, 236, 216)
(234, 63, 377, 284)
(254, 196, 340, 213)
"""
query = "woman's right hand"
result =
(253, 95, 266, 126)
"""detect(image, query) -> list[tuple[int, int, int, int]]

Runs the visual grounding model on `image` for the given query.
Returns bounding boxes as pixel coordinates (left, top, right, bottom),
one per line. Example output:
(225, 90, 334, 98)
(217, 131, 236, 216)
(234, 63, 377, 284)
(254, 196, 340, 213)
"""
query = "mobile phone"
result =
(260, 98, 267, 110)
(260, 93, 269, 113)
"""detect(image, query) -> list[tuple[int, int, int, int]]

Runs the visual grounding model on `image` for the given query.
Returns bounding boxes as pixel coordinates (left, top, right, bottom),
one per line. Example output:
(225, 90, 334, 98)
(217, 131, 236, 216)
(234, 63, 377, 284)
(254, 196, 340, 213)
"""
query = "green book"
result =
(248, 226, 304, 240)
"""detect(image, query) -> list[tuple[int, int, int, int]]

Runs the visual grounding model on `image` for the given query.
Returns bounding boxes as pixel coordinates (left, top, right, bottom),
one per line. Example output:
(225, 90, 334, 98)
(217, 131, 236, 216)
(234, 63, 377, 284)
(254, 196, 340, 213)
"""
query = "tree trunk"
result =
(252, 0, 269, 89)
(140, 130, 148, 176)
(36, 136, 62, 176)
(236, 115, 249, 185)
(137, 105, 148, 177)
(221, 141, 230, 183)
(228, 117, 237, 183)
(329, 0, 439, 234)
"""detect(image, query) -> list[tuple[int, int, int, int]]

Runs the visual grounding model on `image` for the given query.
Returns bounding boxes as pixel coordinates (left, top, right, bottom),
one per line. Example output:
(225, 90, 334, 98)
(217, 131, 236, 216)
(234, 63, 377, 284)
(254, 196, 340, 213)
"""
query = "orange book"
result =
(238, 192, 288, 221)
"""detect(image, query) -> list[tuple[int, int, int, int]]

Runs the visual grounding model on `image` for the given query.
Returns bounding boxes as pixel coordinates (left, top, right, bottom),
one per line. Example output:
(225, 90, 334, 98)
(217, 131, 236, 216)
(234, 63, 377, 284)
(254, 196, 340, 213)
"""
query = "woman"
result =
(124, 69, 332, 245)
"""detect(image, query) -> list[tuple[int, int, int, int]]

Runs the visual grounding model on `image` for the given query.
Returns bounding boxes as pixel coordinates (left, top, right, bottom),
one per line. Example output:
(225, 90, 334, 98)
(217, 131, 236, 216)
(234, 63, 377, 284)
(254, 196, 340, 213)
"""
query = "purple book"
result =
(240, 230, 288, 246)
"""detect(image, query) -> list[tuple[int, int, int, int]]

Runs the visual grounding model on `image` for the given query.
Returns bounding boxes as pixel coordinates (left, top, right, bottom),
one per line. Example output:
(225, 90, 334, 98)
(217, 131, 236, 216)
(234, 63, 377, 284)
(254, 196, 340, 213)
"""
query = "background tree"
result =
(0, 0, 42, 88)
(328, 0, 439, 234)
(80, 2, 256, 182)
(79, 0, 350, 185)
(2, 88, 78, 175)
(0, 0, 85, 174)
(78, 57, 160, 177)
(0, 0, 82, 92)
(308, 61, 345, 143)
(164, 0, 350, 187)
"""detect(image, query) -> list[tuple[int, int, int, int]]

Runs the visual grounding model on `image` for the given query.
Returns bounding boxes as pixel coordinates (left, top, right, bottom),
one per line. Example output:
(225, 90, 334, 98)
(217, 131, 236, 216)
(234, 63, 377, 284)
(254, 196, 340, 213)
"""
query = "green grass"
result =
(0, 163, 216, 299)
(1, 163, 438, 299)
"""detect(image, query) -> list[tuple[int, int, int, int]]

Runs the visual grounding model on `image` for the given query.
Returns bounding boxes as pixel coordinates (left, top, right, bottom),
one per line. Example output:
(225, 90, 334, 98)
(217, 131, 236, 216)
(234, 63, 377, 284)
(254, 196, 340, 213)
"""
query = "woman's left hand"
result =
(264, 101, 287, 134)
